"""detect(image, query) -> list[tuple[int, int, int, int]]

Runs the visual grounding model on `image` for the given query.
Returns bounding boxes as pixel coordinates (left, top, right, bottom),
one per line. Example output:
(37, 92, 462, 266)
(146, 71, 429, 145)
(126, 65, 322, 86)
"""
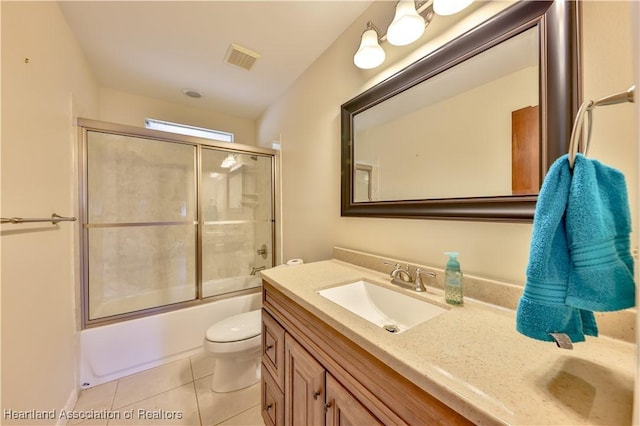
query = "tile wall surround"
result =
(333, 246, 636, 343)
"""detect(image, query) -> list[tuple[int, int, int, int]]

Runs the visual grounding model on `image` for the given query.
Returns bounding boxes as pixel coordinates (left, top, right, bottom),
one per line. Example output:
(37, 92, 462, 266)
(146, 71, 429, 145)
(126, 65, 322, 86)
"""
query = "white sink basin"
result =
(317, 280, 447, 333)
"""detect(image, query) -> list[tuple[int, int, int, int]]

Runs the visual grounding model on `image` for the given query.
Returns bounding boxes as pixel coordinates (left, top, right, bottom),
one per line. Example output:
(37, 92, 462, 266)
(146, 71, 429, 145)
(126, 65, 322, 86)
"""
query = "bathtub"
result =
(79, 285, 262, 388)
(90, 276, 262, 319)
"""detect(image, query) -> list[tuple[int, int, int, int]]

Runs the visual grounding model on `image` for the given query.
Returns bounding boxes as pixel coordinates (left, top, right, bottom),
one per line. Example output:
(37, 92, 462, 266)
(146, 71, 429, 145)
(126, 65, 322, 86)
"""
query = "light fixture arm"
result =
(415, 1, 434, 17)
(417, 2, 435, 27)
(364, 21, 383, 41)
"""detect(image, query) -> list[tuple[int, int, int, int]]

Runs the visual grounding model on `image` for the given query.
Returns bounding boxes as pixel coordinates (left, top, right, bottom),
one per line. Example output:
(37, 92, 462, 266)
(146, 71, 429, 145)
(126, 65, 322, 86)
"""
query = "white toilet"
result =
(203, 309, 262, 393)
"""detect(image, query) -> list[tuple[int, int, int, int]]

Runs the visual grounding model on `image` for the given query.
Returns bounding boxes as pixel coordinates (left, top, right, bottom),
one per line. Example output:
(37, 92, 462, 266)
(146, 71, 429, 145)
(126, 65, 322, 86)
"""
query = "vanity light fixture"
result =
(433, 0, 474, 16)
(387, 0, 426, 46)
(353, 22, 386, 69)
(353, 1, 434, 70)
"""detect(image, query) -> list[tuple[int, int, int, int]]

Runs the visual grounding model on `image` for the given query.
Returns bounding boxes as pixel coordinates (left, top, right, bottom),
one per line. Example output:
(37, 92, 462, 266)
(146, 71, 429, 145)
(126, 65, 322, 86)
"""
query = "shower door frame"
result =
(77, 118, 278, 329)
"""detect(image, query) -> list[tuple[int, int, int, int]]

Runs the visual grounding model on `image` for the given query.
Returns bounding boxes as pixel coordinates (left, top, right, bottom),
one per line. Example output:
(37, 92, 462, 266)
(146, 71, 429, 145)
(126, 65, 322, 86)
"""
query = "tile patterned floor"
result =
(70, 353, 264, 426)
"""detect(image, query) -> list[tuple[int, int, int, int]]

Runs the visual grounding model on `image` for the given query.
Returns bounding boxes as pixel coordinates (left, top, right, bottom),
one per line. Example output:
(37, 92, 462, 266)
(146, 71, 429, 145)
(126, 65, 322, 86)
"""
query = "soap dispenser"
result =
(444, 252, 463, 305)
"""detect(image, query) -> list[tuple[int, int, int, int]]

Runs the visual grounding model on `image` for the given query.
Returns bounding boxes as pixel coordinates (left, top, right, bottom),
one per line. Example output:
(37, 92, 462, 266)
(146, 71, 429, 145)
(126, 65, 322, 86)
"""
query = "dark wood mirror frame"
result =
(341, 0, 579, 222)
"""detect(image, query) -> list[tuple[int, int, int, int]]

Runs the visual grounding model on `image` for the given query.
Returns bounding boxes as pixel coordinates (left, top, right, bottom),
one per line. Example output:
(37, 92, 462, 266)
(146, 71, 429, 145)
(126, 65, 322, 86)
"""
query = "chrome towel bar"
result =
(568, 85, 636, 168)
(1, 213, 77, 225)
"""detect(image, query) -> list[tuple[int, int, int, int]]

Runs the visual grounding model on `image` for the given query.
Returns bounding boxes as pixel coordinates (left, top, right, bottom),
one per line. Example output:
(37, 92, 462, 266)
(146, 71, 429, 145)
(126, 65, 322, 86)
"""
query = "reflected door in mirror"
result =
(512, 105, 540, 195)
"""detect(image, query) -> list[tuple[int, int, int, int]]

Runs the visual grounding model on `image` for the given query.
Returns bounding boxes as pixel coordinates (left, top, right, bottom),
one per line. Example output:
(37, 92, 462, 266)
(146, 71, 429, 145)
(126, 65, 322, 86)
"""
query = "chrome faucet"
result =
(250, 265, 266, 276)
(414, 268, 436, 293)
(385, 262, 412, 283)
(384, 261, 436, 292)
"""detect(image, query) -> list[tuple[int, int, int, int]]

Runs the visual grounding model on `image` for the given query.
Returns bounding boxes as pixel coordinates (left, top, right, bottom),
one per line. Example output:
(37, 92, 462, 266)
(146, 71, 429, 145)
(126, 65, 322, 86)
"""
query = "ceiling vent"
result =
(224, 43, 261, 71)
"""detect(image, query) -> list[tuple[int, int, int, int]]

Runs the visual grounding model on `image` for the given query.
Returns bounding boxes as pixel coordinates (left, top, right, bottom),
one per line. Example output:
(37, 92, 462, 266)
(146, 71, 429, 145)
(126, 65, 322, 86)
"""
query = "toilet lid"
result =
(205, 310, 261, 343)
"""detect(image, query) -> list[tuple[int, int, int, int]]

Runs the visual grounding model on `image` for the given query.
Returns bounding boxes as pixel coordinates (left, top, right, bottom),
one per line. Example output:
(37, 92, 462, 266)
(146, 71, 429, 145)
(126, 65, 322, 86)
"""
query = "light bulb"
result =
(353, 27, 385, 69)
(433, 0, 474, 16)
(386, 0, 425, 46)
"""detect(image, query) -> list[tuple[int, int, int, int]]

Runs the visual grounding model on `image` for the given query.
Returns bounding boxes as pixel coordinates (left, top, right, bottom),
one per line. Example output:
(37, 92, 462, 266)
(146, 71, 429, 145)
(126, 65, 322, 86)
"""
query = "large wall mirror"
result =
(341, 0, 579, 222)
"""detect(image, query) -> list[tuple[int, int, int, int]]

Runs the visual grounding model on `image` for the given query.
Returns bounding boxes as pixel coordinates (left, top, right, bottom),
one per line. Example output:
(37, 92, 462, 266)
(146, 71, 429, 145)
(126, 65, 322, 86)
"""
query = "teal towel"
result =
(516, 154, 598, 343)
(565, 154, 635, 311)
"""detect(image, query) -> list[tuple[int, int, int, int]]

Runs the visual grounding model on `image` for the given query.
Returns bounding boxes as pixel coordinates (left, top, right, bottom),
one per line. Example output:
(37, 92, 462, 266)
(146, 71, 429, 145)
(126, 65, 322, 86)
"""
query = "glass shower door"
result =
(85, 132, 198, 320)
(200, 149, 273, 298)
(80, 119, 277, 327)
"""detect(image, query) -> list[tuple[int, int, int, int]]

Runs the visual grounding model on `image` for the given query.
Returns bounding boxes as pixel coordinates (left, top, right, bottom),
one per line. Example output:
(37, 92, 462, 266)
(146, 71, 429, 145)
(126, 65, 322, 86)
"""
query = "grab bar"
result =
(1, 213, 77, 225)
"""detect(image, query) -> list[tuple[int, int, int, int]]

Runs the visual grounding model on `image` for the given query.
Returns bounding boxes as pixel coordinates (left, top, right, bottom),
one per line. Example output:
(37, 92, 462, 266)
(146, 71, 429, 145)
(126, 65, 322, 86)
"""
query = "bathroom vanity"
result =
(261, 281, 469, 425)
(260, 257, 635, 425)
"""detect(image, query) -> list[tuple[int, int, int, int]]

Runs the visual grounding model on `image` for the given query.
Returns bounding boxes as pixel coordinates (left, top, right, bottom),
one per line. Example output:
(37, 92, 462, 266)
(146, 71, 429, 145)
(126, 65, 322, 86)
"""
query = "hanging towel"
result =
(516, 154, 598, 343)
(565, 154, 635, 311)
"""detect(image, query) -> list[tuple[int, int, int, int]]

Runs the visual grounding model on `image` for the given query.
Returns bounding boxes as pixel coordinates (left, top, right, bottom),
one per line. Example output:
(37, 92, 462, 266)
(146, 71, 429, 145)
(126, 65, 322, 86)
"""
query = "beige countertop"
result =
(261, 259, 635, 426)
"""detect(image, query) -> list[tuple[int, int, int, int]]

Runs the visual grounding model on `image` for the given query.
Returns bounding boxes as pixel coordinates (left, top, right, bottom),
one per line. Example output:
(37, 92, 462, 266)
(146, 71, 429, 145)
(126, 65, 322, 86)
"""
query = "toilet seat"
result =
(205, 309, 261, 343)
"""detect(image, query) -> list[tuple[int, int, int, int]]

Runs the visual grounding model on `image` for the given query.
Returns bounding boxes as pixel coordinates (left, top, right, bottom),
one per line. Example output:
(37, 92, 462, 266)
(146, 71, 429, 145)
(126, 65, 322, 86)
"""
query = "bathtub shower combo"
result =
(77, 119, 276, 389)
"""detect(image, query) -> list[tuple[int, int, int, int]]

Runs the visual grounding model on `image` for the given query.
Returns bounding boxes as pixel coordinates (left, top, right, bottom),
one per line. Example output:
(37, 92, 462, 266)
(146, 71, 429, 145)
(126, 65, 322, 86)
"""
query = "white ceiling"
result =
(59, 1, 374, 120)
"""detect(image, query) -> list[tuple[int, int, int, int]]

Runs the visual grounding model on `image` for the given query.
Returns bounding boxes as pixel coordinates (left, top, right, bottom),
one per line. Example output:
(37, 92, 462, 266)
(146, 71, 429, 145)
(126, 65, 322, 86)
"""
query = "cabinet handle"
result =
(312, 390, 322, 400)
(266, 403, 273, 411)
(265, 344, 274, 350)
(323, 401, 333, 412)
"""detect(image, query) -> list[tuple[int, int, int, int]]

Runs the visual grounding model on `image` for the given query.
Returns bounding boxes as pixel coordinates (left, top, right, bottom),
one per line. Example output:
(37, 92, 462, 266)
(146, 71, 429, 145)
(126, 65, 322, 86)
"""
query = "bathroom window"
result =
(145, 118, 234, 142)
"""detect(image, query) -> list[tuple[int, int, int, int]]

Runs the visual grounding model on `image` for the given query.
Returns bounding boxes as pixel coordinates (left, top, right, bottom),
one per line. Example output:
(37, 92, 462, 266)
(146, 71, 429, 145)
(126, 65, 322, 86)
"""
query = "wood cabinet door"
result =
(284, 334, 325, 426)
(262, 362, 285, 426)
(263, 309, 286, 390)
(325, 374, 383, 426)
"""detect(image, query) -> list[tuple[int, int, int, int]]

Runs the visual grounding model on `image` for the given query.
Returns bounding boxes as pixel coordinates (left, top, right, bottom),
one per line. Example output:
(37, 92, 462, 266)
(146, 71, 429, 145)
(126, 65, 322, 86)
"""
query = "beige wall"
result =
(99, 87, 257, 146)
(584, 3, 640, 418)
(257, 1, 638, 286)
(581, 1, 637, 268)
(1, 1, 99, 422)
